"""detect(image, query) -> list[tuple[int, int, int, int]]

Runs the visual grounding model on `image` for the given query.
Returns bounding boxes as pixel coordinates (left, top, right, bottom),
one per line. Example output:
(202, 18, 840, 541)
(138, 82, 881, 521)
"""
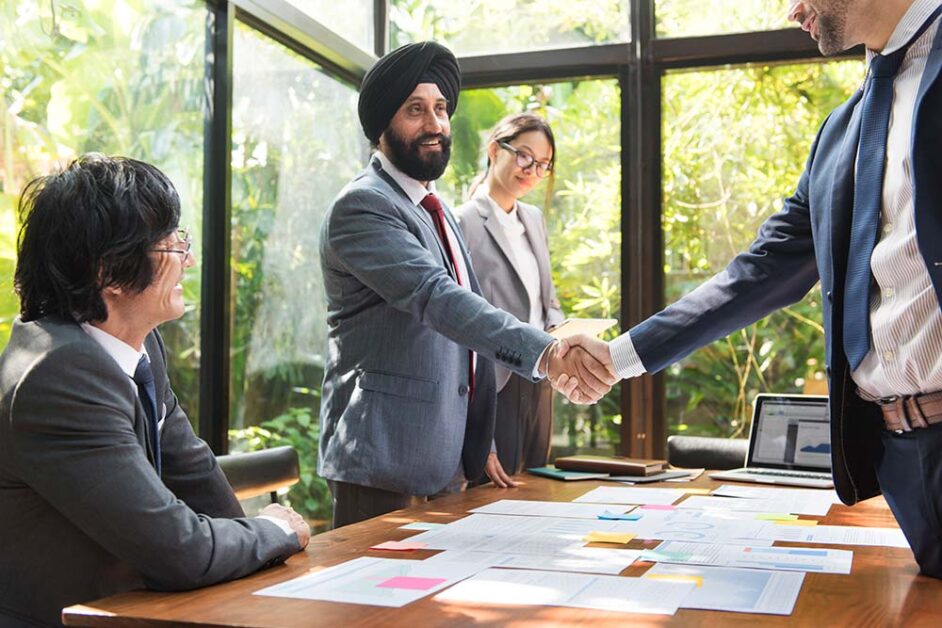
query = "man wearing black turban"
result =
(318, 42, 617, 528)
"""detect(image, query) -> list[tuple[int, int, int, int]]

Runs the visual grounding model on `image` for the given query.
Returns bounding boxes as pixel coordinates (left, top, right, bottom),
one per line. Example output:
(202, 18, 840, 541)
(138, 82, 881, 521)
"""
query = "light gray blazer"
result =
(0, 317, 300, 628)
(318, 157, 555, 496)
(456, 194, 565, 391)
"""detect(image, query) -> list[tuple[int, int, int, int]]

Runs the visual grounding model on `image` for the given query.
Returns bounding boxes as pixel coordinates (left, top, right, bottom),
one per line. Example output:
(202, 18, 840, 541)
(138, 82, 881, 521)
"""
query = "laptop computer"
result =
(710, 393, 834, 489)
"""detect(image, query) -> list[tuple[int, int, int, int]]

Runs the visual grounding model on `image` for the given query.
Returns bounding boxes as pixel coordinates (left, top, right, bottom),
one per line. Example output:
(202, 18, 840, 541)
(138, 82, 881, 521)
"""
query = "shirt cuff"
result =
(257, 515, 295, 537)
(533, 341, 555, 379)
(609, 332, 647, 380)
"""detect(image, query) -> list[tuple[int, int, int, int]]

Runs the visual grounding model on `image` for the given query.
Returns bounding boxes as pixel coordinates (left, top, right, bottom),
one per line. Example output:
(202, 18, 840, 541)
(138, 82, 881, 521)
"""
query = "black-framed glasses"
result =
(151, 228, 192, 260)
(498, 141, 553, 178)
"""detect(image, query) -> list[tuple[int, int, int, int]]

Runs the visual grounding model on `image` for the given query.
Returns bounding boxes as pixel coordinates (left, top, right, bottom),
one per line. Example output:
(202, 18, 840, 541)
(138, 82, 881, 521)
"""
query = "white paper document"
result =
(434, 568, 694, 615)
(404, 514, 637, 555)
(471, 499, 635, 520)
(642, 563, 805, 615)
(677, 495, 833, 517)
(424, 546, 642, 575)
(712, 484, 842, 504)
(641, 540, 853, 574)
(612, 508, 774, 545)
(253, 557, 480, 607)
(757, 524, 910, 548)
(574, 487, 688, 506)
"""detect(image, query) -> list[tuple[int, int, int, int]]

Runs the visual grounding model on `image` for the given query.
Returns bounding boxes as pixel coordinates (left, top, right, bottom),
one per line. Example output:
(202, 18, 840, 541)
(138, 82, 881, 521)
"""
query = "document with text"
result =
(574, 487, 688, 506)
(471, 499, 636, 520)
(424, 546, 642, 575)
(641, 540, 853, 574)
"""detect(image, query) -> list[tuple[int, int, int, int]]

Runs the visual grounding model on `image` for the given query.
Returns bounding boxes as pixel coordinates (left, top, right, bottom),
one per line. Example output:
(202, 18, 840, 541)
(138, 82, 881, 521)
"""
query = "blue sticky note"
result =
(598, 510, 642, 521)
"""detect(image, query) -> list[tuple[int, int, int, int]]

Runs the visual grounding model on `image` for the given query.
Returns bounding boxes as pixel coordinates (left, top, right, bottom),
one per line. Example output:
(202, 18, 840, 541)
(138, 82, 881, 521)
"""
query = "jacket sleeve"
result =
(629, 122, 828, 374)
(8, 342, 300, 592)
(325, 188, 554, 378)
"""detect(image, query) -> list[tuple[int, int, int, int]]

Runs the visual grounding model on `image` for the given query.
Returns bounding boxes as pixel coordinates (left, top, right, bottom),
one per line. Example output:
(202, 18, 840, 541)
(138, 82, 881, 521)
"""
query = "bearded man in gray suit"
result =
(0, 155, 310, 627)
(319, 42, 616, 528)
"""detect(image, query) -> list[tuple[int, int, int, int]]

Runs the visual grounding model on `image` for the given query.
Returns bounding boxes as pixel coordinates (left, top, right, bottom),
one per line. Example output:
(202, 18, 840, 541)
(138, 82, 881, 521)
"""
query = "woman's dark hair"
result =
(14, 153, 181, 323)
(468, 111, 557, 205)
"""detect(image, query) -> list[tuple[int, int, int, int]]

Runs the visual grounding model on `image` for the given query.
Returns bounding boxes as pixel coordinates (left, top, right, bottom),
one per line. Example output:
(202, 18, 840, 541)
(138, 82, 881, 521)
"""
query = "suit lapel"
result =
(480, 203, 527, 290)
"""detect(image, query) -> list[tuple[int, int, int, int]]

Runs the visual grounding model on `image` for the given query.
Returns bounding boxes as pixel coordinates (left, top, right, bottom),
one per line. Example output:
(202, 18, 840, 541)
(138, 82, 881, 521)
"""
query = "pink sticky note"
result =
(377, 576, 447, 591)
(370, 541, 428, 551)
(641, 504, 676, 510)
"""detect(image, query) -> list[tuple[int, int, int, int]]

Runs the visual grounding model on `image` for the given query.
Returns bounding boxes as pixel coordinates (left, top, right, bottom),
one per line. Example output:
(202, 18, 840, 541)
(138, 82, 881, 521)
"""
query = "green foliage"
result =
(229, 407, 331, 522)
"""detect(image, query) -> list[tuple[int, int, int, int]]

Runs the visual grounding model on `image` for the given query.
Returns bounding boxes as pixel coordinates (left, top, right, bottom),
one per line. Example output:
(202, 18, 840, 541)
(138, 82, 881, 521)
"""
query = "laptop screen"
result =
(746, 394, 831, 471)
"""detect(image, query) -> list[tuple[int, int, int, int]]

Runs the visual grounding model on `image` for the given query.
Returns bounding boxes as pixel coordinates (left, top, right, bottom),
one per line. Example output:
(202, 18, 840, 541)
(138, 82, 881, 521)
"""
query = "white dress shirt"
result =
(480, 189, 546, 330)
(611, 1, 942, 392)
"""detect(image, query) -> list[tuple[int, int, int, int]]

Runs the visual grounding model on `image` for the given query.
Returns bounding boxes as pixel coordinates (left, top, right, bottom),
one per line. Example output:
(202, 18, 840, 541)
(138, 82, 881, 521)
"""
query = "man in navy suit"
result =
(568, 0, 942, 577)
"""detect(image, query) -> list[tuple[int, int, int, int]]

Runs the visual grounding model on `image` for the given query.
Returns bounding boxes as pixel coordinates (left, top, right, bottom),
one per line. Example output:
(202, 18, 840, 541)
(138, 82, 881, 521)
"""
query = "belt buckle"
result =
(880, 395, 912, 434)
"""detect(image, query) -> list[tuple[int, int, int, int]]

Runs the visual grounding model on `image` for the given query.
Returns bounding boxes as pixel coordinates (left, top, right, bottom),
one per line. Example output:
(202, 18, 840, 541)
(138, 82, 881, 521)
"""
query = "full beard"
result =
(384, 127, 452, 181)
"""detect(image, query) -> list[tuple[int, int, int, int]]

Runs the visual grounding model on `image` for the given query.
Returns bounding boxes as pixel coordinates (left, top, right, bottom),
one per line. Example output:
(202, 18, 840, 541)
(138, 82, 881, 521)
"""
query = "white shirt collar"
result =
(475, 184, 522, 225)
(874, 0, 942, 55)
(374, 150, 436, 206)
(80, 323, 148, 379)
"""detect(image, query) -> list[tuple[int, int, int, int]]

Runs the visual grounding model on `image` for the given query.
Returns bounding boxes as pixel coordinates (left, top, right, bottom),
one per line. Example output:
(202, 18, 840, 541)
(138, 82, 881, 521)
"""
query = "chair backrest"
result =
(216, 445, 300, 502)
(666, 435, 748, 470)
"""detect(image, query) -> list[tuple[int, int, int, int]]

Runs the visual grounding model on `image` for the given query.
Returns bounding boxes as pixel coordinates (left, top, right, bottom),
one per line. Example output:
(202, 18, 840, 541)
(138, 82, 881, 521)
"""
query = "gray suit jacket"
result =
(0, 317, 300, 627)
(456, 194, 565, 391)
(318, 157, 555, 496)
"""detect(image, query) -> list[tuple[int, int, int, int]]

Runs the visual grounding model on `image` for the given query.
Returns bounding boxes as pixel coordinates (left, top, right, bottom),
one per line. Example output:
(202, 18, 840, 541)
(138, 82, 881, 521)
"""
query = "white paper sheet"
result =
(404, 514, 637, 554)
(609, 508, 775, 545)
(424, 546, 642, 575)
(642, 563, 804, 615)
(434, 568, 694, 615)
(574, 487, 688, 505)
(756, 523, 910, 548)
(641, 540, 853, 574)
(677, 495, 834, 516)
(712, 484, 843, 503)
(471, 499, 636, 519)
(253, 557, 481, 607)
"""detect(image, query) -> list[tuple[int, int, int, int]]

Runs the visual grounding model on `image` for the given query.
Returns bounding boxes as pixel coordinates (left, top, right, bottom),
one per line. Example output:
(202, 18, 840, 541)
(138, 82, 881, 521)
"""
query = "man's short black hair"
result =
(14, 153, 181, 323)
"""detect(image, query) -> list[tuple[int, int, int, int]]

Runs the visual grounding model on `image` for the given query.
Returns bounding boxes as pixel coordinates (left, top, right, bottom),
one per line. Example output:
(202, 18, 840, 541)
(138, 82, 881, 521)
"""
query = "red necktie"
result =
(420, 193, 474, 400)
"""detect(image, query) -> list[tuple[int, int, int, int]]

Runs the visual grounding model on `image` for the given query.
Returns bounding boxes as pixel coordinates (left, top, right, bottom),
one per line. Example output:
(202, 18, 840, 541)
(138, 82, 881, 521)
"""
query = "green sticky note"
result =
(756, 513, 800, 521)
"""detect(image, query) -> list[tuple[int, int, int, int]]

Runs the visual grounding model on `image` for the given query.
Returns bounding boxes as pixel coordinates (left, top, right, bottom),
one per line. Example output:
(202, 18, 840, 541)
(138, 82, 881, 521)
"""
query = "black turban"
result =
(358, 42, 461, 145)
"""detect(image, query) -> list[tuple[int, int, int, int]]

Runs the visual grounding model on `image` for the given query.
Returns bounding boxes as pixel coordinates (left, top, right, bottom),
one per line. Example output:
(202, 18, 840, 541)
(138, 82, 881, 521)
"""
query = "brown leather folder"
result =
(554, 455, 666, 476)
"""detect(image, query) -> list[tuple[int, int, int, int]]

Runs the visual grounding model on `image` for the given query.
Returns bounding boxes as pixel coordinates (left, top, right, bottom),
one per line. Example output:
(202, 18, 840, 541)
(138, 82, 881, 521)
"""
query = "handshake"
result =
(539, 334, 619, 404)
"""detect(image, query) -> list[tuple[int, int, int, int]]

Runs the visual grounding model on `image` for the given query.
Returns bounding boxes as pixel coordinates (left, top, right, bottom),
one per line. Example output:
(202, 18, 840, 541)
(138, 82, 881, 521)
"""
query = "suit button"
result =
(826, 290, 833, 303)
(458, 384, 469, 396)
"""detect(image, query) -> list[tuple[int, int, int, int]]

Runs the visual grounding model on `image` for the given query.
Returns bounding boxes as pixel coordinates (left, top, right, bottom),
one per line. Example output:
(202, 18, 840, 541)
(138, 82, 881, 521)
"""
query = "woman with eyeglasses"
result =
(456, 112, 565, 488)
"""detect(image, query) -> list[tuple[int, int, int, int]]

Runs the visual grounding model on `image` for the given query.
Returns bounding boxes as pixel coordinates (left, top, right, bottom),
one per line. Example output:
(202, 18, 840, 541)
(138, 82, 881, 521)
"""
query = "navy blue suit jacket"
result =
(630, 27, 942, 506)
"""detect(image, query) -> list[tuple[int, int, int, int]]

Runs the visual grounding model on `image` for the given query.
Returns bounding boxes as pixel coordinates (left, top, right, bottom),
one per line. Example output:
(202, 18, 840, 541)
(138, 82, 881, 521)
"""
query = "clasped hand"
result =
(541, 334, 618, 404)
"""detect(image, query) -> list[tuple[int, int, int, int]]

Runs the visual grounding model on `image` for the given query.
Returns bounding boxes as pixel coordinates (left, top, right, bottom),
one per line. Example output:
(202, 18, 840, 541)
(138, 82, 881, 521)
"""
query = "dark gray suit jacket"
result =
(456, 194, 565, 391)
(0, 317, 300, 627)
(318, 157, 555, 496)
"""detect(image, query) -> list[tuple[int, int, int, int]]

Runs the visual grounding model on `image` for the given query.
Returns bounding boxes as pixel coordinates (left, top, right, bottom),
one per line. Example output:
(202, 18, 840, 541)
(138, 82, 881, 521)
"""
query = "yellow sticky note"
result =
(776, 519, 819, 526)
(646, 574, 704, 588)
(682, 488, 712, 495)
(756, 513, 800, 521)
(583, 531, 637, 544)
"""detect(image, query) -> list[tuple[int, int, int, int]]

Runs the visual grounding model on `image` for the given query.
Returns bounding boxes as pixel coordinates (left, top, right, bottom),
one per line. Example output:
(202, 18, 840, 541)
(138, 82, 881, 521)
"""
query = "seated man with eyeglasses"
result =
(0, 154, 310, 627)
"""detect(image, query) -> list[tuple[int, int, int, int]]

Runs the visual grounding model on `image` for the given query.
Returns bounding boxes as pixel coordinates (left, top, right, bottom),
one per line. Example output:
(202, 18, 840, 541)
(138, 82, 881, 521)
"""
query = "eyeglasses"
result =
(151, 228, 192, 260)
(498, 141, 553, 178)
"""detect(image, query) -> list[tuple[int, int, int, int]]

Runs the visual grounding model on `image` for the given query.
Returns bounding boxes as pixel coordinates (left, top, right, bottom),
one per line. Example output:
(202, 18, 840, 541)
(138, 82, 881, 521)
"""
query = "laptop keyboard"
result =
(747, 469, 831, 480)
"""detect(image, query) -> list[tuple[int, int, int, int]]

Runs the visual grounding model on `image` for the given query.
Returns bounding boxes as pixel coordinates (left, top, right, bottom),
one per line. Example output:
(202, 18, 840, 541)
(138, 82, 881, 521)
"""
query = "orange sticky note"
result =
(646, 574, 704, 588)
(583, 531, 636, 544)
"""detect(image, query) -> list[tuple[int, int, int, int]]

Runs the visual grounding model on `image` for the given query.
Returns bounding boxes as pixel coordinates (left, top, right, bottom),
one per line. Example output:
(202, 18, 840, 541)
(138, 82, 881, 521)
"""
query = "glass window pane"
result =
(283, 0, 374, 52)
(228, 23, 365, 528)
(440, 79, 622, 455)
(661, 61, 863, 438)
(656, 0, 793, 38)
(0, 0, 205, 425)
(390, 0, 630, 55)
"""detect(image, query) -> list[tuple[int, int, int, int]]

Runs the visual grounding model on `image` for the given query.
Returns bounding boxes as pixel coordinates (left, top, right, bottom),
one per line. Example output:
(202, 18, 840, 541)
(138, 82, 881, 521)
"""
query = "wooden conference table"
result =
(63, 474, 942, 627)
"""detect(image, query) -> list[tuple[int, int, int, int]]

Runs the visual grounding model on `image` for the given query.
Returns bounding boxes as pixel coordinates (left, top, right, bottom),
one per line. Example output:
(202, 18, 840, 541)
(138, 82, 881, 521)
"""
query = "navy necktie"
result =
(133, 355, 162, 476)
(842, 7, 942, 371)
